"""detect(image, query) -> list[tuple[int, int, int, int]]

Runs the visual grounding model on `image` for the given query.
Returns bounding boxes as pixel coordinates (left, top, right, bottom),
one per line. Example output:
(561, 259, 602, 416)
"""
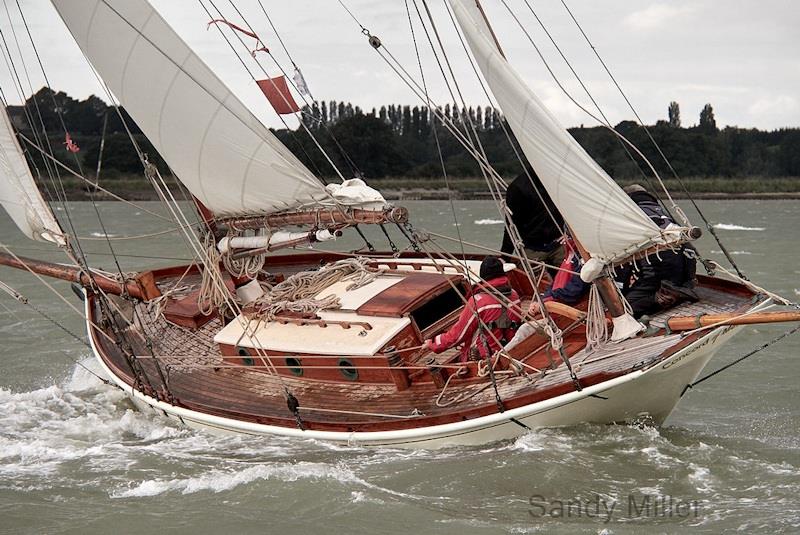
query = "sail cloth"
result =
(449, 1, 680, 263)
(49, 0, 330, 218)
(0, 106, 64, 244)
(257, 76, 300, 115)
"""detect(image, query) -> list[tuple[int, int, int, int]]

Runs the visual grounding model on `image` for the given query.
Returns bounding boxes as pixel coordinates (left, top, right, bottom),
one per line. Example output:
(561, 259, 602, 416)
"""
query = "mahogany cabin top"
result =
(213, 267, 482, 358)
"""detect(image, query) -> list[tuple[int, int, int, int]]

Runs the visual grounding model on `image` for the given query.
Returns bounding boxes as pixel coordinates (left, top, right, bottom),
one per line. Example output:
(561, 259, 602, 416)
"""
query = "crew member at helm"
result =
(424, 256, 522, 363)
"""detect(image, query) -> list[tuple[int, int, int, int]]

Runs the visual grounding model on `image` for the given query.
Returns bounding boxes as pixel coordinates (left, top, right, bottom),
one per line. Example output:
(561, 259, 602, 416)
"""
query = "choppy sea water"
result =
(0, 200, 798, 534)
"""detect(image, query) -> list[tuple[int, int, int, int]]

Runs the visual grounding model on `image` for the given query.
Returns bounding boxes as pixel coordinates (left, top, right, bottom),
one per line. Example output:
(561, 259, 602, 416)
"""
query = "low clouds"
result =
(623, 3, 695, 31)
(3, 0, 798, 131)
(749, 95, 799, 116)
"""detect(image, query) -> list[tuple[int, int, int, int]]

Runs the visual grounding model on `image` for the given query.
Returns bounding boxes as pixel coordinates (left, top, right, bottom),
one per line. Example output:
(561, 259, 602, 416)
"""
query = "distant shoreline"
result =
(51, 175, 800, 202)
(61, 189, 800, 202)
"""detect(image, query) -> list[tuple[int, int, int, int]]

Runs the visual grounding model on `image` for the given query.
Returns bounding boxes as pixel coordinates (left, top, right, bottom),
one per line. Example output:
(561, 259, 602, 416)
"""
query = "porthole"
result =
(237, 346, 254, 367)
(338, 359, 358, 381)
(285, 357, 303, 377)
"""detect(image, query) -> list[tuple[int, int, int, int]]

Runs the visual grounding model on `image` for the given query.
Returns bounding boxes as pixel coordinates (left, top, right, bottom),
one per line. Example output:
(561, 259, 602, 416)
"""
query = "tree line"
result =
(9, 88, 800, 184)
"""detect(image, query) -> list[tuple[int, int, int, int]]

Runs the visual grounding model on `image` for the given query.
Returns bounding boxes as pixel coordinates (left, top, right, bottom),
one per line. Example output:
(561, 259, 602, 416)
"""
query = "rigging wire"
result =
(438, 0, 565, 238)
(201, 0, 346, 185)
(0, 283, 119, 388)
(60, 1, 312, 411)
(681, 323, 800, 396)
(252, 0, 364, 180)
(404, 0, 467, 264)
(512, 0, 669, 214)
(0, 22, 77, 248)
(16, 133, 176, 223)
(491, 0, 689, 226)
(558, 0, 745, 278)
(8, 0, 130, 288)
(342, 0, 578, 388)
(419, 0, 573, 346)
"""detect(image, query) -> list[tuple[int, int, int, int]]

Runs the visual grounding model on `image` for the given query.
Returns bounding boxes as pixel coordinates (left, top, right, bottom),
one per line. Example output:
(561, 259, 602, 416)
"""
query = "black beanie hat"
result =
(479, 256, 504, 281)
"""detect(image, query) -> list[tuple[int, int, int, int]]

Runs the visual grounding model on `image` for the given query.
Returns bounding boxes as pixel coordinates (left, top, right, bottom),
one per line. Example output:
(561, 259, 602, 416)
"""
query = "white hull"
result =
(86, 297, 744, 448)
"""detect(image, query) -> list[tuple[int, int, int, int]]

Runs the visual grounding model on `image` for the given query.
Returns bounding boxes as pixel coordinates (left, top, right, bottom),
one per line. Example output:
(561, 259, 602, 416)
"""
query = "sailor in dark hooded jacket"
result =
(500, 169, 564, 273)
(618, 184, 698, 318)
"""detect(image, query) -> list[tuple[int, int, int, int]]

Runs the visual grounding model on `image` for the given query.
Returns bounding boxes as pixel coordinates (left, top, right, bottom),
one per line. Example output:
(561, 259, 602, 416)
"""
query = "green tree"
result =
(668, 101, 681, 128)
(699, 103, 717, 134)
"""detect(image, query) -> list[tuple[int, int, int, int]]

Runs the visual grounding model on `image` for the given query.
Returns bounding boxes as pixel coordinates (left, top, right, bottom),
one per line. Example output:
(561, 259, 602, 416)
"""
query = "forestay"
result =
(0, 105, 64, 244)
(450, 1, 681, 263)
(50, 0, 330, 218)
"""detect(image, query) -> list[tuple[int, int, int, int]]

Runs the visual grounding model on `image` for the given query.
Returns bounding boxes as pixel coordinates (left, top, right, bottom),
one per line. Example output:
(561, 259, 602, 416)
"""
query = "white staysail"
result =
(450, 1, 680, 263)
(49, 0, 331, 218)
(0, 105, 64, 244)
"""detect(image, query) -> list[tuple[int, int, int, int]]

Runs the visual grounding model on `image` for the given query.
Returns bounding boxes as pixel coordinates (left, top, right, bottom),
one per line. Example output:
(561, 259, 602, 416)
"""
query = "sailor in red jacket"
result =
(424, 257, 522, 363)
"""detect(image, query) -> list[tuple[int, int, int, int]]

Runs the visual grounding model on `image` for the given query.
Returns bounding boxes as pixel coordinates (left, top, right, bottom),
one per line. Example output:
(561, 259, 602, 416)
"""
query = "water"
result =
(0, 200, 798, 534)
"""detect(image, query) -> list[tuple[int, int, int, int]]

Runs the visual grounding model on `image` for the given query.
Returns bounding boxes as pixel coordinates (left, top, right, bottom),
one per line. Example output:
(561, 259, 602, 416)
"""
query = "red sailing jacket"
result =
(428, 276, 522, 362)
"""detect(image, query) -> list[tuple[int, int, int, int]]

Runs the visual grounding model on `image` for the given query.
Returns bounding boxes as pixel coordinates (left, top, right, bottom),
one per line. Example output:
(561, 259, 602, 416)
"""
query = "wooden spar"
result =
(0, 252, 160, 301)
(667, 311, 800, 331)
(568, 228, 627, 318)
(611, 227, 703, 269)
(222, 207, 408, 231)
(475, 0, 507, 59)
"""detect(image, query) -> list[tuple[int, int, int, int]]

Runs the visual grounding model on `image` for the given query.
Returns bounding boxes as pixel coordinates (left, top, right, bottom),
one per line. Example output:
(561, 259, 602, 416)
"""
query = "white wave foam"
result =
(112, 461, 362, 498)
(710, 249, 753, 256)
(688, 463, 714, 493)
(474, 218, 504, 225)
(89, 231, 119, 238)
(794, 289, 799, 297)
(712, 223, 765, 231)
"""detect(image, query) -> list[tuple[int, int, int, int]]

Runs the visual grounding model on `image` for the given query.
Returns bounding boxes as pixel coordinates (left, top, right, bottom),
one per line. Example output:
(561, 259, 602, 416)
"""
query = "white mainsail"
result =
(450, 1, 680, 263)
(50, 0, 331, 218)
(0, 105, 64, 244)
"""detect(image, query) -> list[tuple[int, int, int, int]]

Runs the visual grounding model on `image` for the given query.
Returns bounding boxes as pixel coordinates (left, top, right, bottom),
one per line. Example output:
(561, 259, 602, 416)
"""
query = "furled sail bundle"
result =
(449, 1, 682, 263)
(0, 105, 64, 244)
(49, 0, 331, 218)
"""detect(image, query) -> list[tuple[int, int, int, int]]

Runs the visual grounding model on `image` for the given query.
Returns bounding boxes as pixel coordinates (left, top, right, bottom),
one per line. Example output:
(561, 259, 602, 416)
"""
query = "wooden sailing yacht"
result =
(0, 0, 797, 448)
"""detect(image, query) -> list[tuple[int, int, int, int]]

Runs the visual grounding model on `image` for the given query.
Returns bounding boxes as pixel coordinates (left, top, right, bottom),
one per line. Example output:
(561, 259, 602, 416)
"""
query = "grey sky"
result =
(4, 0, 799, 131)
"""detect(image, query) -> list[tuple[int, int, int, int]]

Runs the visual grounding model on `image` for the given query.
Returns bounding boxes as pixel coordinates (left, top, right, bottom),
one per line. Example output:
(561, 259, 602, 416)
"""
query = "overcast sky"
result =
(3, 0, 799, 131)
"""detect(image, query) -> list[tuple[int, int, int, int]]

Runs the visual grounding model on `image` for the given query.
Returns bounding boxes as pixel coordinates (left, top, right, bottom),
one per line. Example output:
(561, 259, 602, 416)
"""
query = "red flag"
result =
(257, 76, 300, 115)
(64, 133, 80, 153)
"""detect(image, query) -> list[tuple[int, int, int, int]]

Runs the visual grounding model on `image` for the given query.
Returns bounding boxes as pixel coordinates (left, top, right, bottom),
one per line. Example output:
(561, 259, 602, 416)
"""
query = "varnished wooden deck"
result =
(90, 267, 760, 433)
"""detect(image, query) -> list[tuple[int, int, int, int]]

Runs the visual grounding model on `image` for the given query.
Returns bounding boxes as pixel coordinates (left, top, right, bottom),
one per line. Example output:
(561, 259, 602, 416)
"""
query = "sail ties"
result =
(206, 19, 268, 57)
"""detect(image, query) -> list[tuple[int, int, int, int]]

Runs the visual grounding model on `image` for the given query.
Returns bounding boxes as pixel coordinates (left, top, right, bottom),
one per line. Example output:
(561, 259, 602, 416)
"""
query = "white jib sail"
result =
(50, 0, 331, 218)
(0, 105, 64, 244)
(450, 1, 680, 263)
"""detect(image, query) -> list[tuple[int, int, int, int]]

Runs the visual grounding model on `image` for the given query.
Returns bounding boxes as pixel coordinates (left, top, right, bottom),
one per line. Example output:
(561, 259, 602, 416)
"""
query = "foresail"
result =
(450, 1, 675, 263)
(0, 105, 64, 244)
(50, 0, 330, 218)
